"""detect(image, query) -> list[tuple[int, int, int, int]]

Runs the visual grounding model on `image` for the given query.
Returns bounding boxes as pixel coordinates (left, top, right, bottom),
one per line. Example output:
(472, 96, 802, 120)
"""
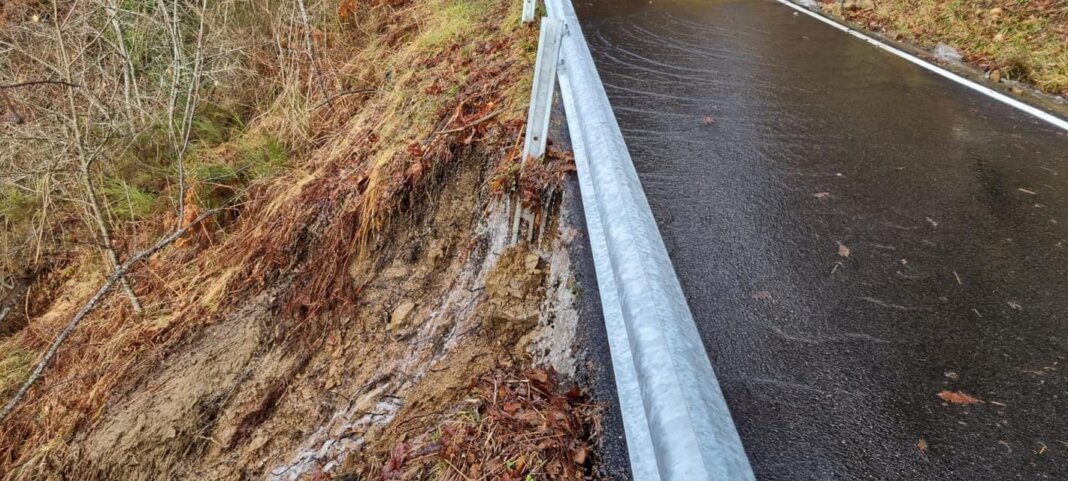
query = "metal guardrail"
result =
(535, 1, 757, 479)
(524, 0, 1067, 477)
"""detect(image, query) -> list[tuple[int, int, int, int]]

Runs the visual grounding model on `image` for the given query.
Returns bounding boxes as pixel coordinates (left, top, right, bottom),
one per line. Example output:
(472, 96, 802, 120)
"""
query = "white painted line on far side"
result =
(778, 0, 1068, 132)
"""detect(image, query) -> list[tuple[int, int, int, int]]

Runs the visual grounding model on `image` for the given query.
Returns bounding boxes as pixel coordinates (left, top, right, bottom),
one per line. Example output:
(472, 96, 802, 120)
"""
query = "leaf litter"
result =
(372, 365, 602, 481)
(937, 390, 982, 405)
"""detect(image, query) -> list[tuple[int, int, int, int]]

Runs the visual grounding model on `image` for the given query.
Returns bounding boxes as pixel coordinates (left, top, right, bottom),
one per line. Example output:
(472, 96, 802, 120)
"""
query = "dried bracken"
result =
(366, 365, 602, 481)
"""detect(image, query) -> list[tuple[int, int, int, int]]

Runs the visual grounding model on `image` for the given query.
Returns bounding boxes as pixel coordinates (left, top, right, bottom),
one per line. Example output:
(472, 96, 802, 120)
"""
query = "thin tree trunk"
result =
(295, 0, 329, 102)
(52, 0, 142, 313)
(104, 0, 144, 120)
(80, 160, 143, 313)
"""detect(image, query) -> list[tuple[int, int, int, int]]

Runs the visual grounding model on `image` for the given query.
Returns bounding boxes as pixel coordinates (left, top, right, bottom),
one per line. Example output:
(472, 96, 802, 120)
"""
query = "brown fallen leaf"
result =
(337, 0, 356, 20)
(572, 445, 589, 464)
(382, 442, 411, 479)
(837, 242, 851, 258)
(528, 368, 550, 385)
(937, 390, 981, 405)
(703, 115, 715, 125)
(917, 438, 928, 459)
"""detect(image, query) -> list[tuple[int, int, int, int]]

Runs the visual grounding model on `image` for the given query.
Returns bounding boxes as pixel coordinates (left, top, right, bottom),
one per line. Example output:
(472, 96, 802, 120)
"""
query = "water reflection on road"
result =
(577, 1, 1068, 479)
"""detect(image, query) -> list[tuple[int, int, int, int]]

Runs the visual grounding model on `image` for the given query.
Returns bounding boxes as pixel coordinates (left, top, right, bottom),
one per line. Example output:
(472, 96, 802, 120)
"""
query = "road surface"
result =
(576, 1, 1068, 479)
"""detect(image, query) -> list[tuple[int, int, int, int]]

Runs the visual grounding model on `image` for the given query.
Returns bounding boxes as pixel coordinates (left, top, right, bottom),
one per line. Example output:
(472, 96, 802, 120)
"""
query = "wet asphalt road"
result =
(574, 1, 1068, 479)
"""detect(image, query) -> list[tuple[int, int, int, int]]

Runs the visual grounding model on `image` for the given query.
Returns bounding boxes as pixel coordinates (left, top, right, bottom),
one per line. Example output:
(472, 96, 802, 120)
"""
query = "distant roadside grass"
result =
(822, 0, 1068, 97)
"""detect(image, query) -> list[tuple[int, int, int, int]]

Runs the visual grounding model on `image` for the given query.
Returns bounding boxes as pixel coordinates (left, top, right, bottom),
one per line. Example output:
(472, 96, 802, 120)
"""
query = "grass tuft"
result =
(0, 187, 39, 227)
(0, 346, 33, 400)
(102, 179, 159, 222)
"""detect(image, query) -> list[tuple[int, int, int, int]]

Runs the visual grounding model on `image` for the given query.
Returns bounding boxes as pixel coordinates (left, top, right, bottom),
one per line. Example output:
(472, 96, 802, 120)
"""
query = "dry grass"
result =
(824, 0, 1068, 96)
(0, 0, 539, 478)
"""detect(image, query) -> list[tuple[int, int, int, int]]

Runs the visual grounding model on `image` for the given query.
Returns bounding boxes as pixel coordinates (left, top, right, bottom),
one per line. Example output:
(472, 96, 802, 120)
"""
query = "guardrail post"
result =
(522, 0, 536, 23)
(512, 17, 565, 244)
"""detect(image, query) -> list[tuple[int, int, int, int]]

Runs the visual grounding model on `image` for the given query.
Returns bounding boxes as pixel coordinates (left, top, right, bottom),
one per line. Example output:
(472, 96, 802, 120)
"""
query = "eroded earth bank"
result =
(0, 1, 615, 479)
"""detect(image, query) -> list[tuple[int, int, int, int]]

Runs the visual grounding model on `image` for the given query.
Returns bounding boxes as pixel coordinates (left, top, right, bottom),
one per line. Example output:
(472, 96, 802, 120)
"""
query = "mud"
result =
(77, 300, 271, 479)
(483, 244, 547, 350)
(61, 154, 587, 480)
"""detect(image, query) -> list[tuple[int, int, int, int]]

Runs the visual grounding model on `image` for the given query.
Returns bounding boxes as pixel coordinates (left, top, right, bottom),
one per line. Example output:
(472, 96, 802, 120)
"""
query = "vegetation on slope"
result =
(0, 1, 596, 479)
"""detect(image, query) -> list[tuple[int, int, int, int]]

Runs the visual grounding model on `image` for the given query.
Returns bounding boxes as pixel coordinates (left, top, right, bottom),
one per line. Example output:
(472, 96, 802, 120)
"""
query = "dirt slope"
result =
(0, 1, 604, 479)
(61, 156, 590, 481)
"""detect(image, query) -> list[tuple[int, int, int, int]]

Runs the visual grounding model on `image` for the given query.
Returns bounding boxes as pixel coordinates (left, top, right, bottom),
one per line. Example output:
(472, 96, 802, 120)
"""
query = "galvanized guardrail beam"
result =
(543, 0, 756, 479)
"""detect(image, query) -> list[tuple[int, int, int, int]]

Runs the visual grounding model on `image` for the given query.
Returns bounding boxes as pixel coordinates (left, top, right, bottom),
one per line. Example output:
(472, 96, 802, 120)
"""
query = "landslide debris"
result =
(0, 0, 601, 480)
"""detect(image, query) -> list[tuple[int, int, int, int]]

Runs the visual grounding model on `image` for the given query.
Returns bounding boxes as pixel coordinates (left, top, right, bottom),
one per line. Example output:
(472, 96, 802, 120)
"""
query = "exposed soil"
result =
(0, 1, 607, 479)
(483, 244, 547, 348)
(47, 153, 594, 480)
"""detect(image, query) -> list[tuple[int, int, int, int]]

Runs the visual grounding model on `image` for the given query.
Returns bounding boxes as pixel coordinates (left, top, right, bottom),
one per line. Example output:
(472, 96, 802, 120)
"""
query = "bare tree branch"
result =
(0, 208, 220, 424)
(295, 0, 329, 103)
(0, 276, 31, 327)
(104, 0, 145, 119)
(0, 79, 81, 90)
(50, 0, 143, 313)
(172, 0, 208, 231)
